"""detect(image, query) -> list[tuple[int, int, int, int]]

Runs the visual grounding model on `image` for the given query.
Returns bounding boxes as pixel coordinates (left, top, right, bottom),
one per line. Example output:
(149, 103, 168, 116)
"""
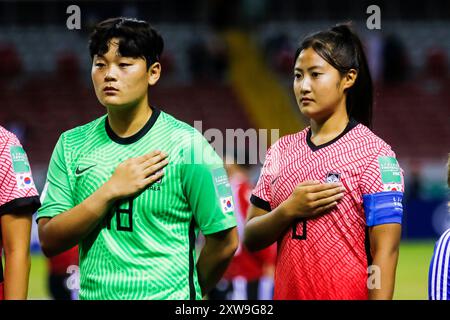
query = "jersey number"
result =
(104, 197, 134, 232)
(292, 218, 307, 240)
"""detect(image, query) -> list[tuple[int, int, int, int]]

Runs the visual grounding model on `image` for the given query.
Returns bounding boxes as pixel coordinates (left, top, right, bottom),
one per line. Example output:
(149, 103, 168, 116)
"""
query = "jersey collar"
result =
(105, 107, 161, 145)
(306, 118, 358, 152)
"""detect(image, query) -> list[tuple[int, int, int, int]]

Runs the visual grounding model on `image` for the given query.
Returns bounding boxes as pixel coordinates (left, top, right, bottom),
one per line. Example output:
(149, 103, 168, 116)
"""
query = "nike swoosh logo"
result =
(75, 164, 97, 175)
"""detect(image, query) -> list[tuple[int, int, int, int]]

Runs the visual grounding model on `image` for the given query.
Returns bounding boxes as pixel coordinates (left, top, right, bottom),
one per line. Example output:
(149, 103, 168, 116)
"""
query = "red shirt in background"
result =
(223, 172, 276, 282)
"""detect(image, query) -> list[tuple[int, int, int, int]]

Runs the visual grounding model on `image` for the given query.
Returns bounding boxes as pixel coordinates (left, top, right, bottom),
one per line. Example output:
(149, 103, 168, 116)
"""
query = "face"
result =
(91, 38, 161, 109)
(293, 47, 355, 122)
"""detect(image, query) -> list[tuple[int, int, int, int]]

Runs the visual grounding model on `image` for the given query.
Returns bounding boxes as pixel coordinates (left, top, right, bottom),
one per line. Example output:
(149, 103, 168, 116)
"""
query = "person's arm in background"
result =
(368, 223, 401, 300)
(197, 227, 239, 296)
(241, 177, 277, 278)
(1, 212, 32, 299)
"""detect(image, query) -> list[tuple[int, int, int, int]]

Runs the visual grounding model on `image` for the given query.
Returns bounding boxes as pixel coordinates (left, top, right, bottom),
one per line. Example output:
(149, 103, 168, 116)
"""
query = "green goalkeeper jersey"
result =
(37, 108, 237, 300)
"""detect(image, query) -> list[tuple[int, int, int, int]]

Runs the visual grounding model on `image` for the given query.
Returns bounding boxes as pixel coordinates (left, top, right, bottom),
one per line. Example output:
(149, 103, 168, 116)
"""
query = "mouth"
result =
(103, 86, 119, 93)
(301, 98, 314, 104)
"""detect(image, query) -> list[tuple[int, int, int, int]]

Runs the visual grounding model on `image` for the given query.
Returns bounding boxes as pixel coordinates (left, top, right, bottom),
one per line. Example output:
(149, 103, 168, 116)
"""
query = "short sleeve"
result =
(181, 133, 237, 235)
(0, 135, 40, 215)
(360, 146, 404, 194)
(37, 134, 75, 221)
(360, 145, 405, 227)
(250, 146, 273, 212)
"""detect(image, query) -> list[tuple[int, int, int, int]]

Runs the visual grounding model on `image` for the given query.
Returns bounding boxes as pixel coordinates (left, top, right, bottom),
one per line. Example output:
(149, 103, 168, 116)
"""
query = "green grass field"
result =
(28, 253, 50, 299)
(27, 240, 436, 300)
(393, 240, 435, 300)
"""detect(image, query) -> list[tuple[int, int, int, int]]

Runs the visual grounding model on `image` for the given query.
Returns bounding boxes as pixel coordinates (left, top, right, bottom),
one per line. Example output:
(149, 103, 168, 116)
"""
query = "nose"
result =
(104, 65, 118, 82)
(300, 76, 311, 93)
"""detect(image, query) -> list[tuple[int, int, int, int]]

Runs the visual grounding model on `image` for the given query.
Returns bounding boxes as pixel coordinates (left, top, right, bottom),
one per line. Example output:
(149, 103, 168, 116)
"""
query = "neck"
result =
(107, 98, 152, 138)
(309, 103, 349, 146)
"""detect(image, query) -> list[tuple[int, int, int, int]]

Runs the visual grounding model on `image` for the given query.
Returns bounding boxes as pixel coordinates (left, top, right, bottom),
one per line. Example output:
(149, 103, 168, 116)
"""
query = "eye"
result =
(95, 62, 105, 68)
(119, 63, 131, 67)
(311, 72, 321, 78)
(294, 73, 303, 79)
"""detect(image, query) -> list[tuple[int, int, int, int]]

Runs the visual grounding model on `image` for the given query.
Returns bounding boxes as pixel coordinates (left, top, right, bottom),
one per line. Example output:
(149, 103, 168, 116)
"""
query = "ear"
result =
(342, 69, 357, 91)
(147, 62, 161, 86)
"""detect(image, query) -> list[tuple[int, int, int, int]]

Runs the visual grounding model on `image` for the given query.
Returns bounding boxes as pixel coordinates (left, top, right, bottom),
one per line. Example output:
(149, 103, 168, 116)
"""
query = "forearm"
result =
(368, 250, 399, 300)
(3, 251, 31, 299)
(244, 203, 294, 251)
(39, 183, 116, 256)
(196, 240, 236, 297)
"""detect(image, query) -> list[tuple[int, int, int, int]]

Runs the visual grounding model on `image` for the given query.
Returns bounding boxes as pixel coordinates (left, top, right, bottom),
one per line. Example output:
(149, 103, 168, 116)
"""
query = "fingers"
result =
(143, 158, 168, 177)
(142, 169, 164, 186)
(142, 151, 168, 167)
(310, 186, 345, 201)
(305, 182, 342, 193)
(286, 180, 347, 220)
(136, 150, 160, 163)
(298, 180, 321, 187)
(137, 150, 166, 164)
(312, 192, 344, 208)
(312, 201, 338, 215)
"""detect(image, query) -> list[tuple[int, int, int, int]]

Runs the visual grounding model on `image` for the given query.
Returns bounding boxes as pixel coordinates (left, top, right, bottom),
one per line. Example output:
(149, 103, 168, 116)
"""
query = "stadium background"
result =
(0, 0, 448, 299)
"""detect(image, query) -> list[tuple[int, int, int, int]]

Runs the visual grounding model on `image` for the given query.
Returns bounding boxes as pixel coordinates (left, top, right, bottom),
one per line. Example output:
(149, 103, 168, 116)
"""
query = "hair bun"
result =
(331, 23, 355, 41)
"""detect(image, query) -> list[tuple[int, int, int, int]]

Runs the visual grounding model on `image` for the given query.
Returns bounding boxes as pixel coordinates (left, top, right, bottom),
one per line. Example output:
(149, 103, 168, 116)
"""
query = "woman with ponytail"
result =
(244, 23, 404, 300)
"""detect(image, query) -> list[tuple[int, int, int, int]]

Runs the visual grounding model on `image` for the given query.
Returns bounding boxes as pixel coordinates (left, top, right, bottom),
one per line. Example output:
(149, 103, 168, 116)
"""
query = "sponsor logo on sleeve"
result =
(212, 167, 232, 197)
(378, 156, 403, 192)
(10, 145, 34, 190)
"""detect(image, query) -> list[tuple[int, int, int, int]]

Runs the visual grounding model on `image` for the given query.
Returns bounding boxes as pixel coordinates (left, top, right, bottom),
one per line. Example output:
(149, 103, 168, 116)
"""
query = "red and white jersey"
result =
(251, 119, 404, 300)
(0, 125, 40, 293)
(223, 172, 276, 281)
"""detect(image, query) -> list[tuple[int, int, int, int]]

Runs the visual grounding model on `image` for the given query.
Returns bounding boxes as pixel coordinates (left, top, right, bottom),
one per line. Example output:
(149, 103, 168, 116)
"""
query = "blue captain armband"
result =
(363, 191, 403, 227)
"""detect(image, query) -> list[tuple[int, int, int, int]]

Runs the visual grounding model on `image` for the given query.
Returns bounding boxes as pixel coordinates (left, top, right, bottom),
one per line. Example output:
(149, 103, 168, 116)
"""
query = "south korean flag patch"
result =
(10, 145, 34, 190)
(326, 172, 341, 183)
(15, 172, 35, 190)
(220, 196, 234, 214)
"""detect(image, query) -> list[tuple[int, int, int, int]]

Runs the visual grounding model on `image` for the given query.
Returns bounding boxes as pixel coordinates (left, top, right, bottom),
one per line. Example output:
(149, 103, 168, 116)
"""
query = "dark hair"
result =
(295, 23, 373, 128)
(89, 17, 164, 69)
